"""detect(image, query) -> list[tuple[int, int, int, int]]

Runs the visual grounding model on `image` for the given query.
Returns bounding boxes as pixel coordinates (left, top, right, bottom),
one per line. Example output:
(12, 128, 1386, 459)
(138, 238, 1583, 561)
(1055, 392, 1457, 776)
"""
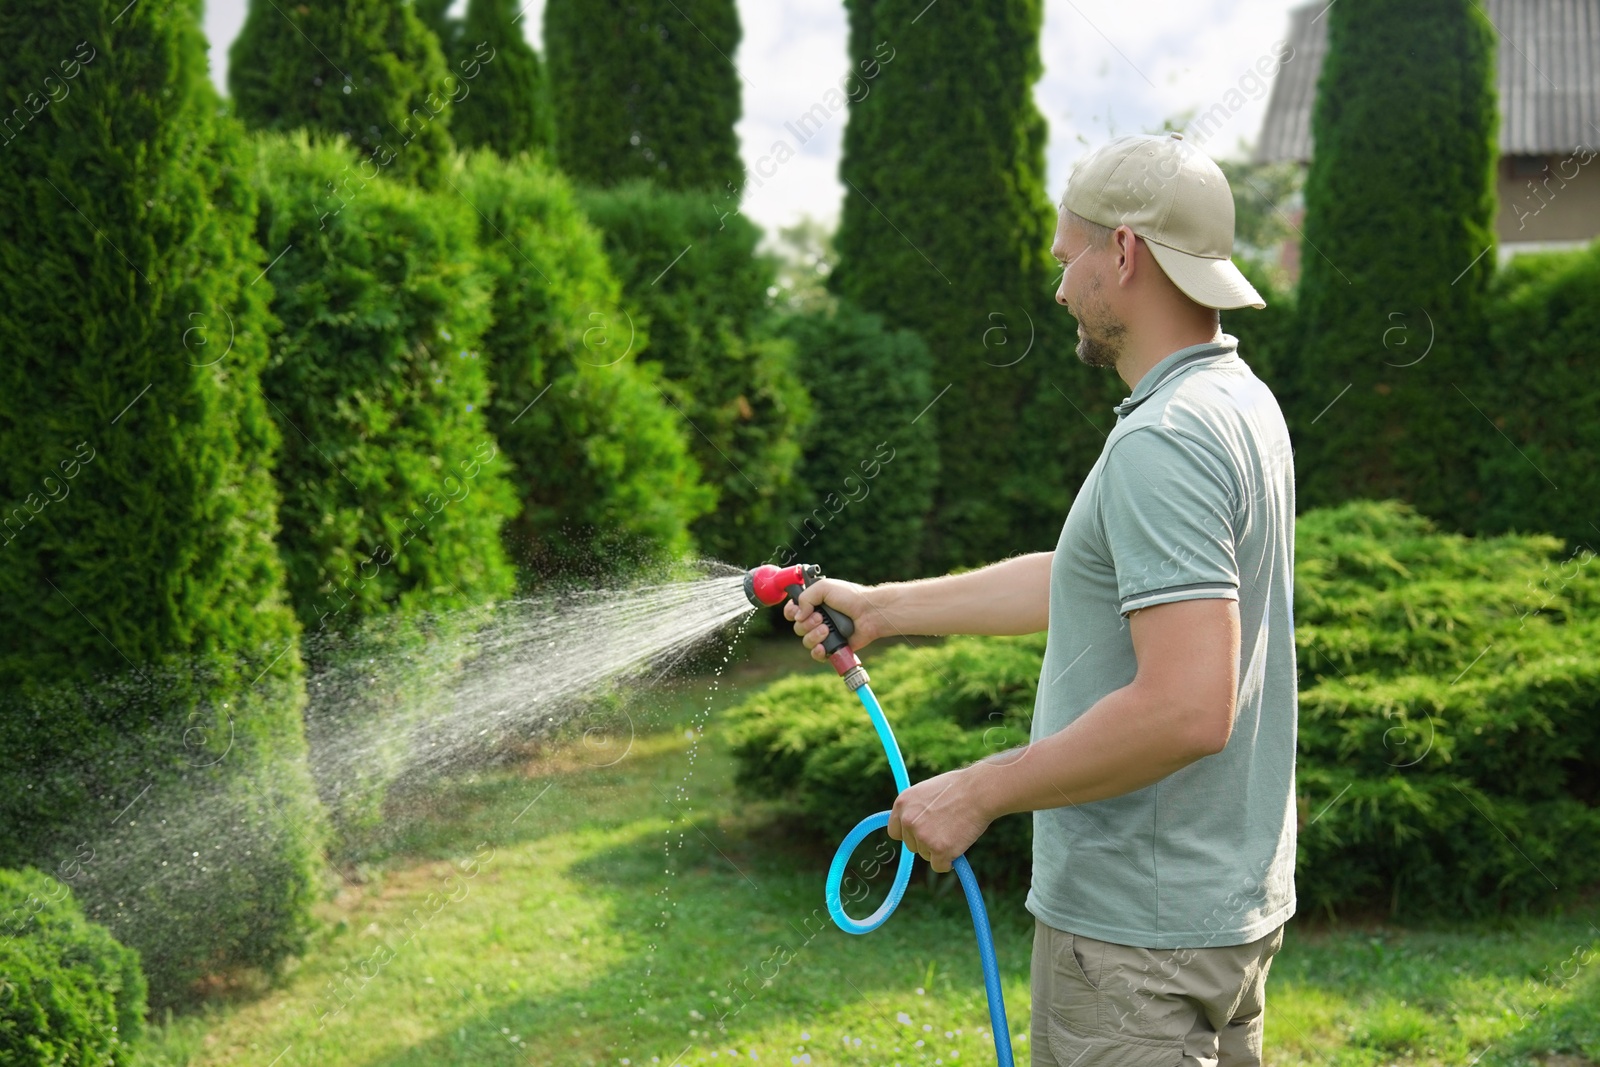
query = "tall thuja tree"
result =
(830, 1, 1118, 570)
(0, 0, 322, 1005)
(455, 154, 715, 580)
(243, 131, 525, 850)
(578, 180, 813, 569)
(1289, 0, 1499, 528)
(777, 301, 940, 585)
(436, 0, 556, 157)
(228, 0, 455, 188)
(247, 131, 520, 636)
(415, 0, 455, 39)
(544, 0, 743, 193)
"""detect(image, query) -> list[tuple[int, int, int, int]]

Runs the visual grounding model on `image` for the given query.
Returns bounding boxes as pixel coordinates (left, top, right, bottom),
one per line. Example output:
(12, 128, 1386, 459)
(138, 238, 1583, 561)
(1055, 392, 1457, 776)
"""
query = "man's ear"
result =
(1113, 225, 1139, 286)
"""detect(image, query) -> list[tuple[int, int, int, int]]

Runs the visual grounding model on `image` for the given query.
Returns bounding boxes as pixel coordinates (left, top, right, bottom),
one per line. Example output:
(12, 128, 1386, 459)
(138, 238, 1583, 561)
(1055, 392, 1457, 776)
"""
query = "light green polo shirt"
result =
(1025, 334, 1298, 949)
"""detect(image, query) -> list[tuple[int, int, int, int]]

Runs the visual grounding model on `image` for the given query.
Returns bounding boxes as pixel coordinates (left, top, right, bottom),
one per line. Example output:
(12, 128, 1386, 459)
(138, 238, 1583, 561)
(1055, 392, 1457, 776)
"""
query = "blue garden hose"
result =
(742, 562, 1014, 1064)
(823, 681, 1015, 1066)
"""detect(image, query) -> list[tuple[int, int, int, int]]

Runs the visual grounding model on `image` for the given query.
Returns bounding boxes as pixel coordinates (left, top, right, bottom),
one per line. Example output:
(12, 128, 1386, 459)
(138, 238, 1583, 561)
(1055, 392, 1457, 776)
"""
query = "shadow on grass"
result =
(353, 765, 1600, 1067)
(353, 740, 1038, 1065)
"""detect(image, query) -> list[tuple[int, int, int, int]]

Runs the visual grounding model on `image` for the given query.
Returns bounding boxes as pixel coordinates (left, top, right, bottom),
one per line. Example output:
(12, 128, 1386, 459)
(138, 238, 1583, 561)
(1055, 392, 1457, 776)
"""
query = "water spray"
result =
(745, 564, 1015, 1065)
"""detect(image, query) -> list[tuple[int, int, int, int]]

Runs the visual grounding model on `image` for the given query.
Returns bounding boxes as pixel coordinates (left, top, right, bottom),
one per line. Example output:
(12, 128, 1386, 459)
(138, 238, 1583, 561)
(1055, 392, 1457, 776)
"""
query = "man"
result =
(784, 131, 1298, 1067)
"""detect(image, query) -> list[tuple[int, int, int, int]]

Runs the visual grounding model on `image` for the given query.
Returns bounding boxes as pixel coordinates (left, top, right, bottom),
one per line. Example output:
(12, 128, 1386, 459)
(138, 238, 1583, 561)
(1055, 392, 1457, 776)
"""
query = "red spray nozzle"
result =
(744, 563, 865, 687)
(744, 563, 818, 608)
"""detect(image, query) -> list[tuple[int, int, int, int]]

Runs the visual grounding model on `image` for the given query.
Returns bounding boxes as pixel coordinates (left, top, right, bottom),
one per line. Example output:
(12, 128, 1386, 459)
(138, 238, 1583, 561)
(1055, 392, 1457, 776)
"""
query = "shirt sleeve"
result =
(1097, 426, 1241, 617)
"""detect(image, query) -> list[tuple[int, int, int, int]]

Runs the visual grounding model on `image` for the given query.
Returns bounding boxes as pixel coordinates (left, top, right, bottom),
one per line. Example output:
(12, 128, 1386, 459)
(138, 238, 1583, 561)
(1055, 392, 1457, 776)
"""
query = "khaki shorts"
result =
(1029, 919, 1286, 1067)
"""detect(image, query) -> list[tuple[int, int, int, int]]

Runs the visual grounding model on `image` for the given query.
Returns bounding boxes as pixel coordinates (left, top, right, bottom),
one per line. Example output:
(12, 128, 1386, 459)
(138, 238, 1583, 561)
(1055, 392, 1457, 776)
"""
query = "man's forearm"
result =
(868, 551, 1052, 638)
(964, 680, 1219, 819)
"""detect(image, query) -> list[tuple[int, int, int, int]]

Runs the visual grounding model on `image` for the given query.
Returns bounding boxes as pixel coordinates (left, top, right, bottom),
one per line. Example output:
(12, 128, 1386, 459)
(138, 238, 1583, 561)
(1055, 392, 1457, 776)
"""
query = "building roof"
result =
(1254, 0, 1600, 163)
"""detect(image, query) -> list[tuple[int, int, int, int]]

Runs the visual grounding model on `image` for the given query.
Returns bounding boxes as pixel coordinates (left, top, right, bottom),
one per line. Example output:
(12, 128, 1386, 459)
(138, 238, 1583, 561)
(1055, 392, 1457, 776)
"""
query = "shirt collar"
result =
(1112, 334, 1239, 419)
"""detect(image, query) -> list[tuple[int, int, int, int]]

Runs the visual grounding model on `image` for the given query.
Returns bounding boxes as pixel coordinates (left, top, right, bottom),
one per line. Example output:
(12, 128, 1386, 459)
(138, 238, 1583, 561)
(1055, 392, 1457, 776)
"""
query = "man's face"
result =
(1052, 210, 1127, 371)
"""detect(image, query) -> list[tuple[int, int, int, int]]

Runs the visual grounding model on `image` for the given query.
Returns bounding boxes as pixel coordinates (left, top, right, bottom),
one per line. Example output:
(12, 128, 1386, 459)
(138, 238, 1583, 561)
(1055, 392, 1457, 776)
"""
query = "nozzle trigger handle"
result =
(784, 583, 855, 655)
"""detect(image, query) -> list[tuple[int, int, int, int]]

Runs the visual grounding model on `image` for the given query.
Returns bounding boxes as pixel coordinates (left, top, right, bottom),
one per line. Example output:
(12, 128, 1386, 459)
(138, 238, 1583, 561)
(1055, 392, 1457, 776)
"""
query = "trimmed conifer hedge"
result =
(244, 131, 529, 848)
(774, 299, 940, 584)
(726, 500, 1600, 917)
(1289, 0, 1501, 532)
(0, 868, 148, 1065)
(544, 0, 744, 193)
(455, 152, 716, 579)
(1291, 501, 1600, 915)
(576, 179, 812, 570)
(1223, 260, 1296, 400)
(1477, 244, 1600, 555)
(229, 0, 458, 188)
(830, 0, 1099, 571)
(430, 0, 557, 159)
(247, 131, 520, 635)
(0, 0, 323, 1005)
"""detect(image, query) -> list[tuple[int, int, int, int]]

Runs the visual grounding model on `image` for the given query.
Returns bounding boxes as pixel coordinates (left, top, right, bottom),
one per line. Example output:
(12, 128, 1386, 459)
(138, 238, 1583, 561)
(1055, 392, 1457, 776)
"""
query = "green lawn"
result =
(138, 633, 1600, 1066)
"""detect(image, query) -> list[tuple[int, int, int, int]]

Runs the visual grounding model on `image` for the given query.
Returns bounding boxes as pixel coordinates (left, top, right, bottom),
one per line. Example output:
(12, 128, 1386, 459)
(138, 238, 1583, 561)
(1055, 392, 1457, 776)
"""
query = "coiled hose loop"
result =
(822, 681, 1015, 1066)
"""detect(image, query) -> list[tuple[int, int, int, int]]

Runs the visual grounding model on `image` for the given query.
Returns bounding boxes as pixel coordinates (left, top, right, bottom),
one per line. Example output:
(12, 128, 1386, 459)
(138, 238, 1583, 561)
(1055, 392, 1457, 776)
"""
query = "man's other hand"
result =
(887, 767, 995, 874)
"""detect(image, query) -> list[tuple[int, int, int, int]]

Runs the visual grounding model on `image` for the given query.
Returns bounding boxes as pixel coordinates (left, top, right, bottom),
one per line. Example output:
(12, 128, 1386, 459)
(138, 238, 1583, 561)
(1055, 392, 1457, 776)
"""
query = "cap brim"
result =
(1145, 240, 1266, 310)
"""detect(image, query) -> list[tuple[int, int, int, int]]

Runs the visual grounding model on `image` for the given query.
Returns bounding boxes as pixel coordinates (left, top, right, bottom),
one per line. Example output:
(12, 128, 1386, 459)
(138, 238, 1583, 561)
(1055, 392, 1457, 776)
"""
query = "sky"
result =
(201, 0, 1312, 239)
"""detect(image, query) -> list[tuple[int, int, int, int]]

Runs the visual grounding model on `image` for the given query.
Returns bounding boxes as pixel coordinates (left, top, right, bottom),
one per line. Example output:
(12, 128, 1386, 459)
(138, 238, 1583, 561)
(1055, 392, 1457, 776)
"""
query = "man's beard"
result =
(1074, 311, 1126, 370)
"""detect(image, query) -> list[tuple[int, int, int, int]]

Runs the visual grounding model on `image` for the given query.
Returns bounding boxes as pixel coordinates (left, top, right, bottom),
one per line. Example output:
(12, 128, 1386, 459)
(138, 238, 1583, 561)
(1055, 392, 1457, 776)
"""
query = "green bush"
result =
(545, 0, 744, 193)
(428, 0, 557, 159)
(229, 0, 457, 188)
(0, 664, 328, 1008)
(773, 300, 939, 583)
(455, 152, 716, 579)
(577, 180, 812, 568)
(1474, 243, 1600, 554)
(246, 132, 525, 849)
(1003, 334, 1127, 565)
(727, 500, 1600, 916)
(831, 0, 1090, 570)
(1289, 0, 1501, 532)
(1223, 259, 1296, 399)
(1291, 500, 1600, 916)
(0, 1, 323, 1006)
(726, 632, 1043, 889)
(247, 131, 519, 634)
(0, 868, 147, 1065)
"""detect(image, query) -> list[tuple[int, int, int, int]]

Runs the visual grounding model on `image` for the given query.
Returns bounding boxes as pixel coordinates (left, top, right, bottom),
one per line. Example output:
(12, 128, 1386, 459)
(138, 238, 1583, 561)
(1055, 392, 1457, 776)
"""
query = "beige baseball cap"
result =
(1061, 132, 1265, 310)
